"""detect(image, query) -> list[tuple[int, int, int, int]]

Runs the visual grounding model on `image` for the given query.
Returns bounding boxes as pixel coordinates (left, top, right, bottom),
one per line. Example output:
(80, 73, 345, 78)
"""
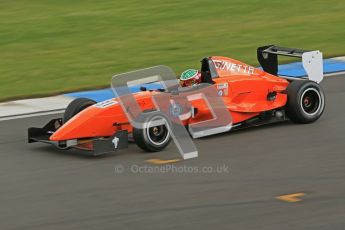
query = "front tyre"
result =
(133, 112, 171, 152)
(64, 98, 96, 123)
(286, 80, 325, 123)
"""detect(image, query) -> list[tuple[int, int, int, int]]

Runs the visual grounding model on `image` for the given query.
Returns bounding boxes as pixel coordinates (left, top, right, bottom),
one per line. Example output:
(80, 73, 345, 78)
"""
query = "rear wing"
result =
(257, 45, 323, 83)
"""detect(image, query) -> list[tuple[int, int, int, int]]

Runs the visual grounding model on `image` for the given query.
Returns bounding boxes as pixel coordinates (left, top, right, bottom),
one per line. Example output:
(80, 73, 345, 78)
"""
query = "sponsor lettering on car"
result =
(216, 82, 229, 96)
(94, 99, 118, 108)
(213, 60, 255, 75)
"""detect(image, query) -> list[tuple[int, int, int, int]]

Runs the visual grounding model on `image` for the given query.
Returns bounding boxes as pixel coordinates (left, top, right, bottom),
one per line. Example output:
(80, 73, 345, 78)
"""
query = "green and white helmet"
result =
(180, 69, 202, 87)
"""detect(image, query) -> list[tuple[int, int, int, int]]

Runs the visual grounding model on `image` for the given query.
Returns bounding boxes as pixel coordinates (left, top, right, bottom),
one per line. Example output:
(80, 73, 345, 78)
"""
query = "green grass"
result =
(1, 0, 345, 101)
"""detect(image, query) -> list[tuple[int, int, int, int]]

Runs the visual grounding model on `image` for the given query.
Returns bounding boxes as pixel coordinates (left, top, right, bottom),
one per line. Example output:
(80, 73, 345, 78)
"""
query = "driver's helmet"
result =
(179, 69, 202, 87)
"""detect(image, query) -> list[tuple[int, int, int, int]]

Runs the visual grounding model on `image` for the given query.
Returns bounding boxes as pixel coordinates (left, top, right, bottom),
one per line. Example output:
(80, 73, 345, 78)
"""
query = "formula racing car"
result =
(28, 45, 325, 155)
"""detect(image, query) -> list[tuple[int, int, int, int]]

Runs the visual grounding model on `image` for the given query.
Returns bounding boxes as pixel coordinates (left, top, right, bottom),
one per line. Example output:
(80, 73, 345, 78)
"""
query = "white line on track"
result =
(0, 109, 65, 121)
(324, 71, 345, 77)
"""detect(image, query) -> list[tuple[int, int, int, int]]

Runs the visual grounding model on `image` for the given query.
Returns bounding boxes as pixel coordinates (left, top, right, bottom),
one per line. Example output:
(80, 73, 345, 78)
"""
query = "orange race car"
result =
(28, 45, 326, 155)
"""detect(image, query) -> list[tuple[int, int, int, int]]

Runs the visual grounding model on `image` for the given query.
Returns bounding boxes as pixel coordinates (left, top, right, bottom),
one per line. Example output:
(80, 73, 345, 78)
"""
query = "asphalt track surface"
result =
(1, 75, 345, 230)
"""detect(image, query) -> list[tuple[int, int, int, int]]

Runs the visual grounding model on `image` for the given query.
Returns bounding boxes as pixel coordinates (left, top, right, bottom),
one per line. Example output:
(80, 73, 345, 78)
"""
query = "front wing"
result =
(28, 118, 128, 156)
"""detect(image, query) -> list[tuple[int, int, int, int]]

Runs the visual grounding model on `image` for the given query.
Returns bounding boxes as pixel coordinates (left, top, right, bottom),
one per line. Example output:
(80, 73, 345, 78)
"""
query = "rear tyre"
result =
(64, 98, 96, 123)
(286, 80, 325, 123)
(133, 112, 171, 152)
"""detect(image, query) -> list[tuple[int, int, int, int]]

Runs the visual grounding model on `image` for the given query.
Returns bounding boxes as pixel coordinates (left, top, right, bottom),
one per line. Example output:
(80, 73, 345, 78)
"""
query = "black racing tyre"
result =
(64, 98, 96, 123)
(133, 112, 171, 152)
(286, 80, 325, 123)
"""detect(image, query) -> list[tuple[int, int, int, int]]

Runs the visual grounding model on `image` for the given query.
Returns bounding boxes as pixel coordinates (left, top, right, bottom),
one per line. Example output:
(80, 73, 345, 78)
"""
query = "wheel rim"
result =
(300, 88, 322, 116)
(146, 116, 170, 146)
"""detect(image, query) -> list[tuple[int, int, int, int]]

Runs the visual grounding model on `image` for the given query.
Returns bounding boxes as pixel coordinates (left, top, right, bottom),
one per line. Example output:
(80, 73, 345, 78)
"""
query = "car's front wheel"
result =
(133, 112, 171, 152)
(64, 98, 96, 123)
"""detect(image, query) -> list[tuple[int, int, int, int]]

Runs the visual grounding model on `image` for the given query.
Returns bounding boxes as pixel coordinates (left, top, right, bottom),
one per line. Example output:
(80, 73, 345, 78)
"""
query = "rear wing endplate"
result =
(257, 45, 323, 83)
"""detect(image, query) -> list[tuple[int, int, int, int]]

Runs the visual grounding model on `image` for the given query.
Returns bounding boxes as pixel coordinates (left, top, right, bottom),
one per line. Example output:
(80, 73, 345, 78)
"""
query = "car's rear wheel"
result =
(64, 98, 96, 123)
(286, 80, 325, 123)
(133, 112, 171, 152)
